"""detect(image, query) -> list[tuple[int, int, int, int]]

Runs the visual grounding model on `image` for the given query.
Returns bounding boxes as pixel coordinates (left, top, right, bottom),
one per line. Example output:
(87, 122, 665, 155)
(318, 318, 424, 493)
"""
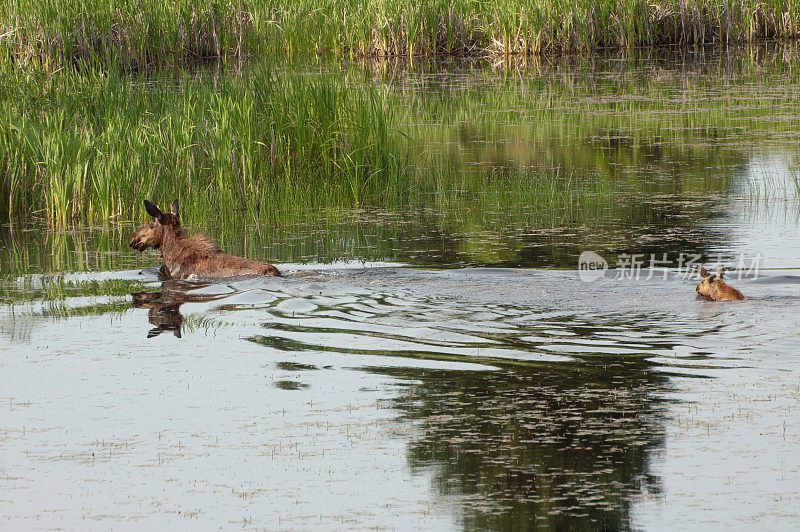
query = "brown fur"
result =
(129, 199, 281, 280)
(696, 265, 744, 301)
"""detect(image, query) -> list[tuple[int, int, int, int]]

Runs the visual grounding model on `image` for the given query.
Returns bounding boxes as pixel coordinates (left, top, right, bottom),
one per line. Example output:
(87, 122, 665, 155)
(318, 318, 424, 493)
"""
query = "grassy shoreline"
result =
(0, 66, 404, 225)
(4, 50, 799, 226)
(2, 0, 800, 70)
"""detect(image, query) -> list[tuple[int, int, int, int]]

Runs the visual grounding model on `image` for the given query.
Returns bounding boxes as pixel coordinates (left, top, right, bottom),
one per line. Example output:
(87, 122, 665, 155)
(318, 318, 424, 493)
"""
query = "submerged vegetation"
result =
(2, 0, 800, 70)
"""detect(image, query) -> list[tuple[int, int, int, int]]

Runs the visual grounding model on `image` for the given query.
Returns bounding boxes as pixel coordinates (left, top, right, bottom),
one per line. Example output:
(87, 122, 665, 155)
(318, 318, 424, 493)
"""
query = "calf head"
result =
(696, 265, 722, 298)
(696, 265, 743, 301)
(129, 199, 181, 251)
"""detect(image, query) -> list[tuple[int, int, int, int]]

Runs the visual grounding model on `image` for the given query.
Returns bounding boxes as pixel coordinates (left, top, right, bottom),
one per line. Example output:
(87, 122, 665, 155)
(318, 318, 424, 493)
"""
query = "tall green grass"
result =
(3, 49, 800, 226)
(2, 0, 800, 69)
(0, 65, 402, 225)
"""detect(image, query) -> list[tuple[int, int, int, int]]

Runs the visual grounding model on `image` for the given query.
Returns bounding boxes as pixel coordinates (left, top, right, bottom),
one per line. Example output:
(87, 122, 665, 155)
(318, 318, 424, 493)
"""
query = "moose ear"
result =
(144, 200, 162, 219)
(715, 265, 724, 279)
(170, 199, 179, 217)
(698, 266, 709, 278)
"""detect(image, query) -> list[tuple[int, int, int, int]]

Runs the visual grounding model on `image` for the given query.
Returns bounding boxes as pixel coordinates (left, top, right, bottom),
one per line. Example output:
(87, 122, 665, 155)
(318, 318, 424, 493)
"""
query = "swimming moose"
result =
(696, 265, 744, 301)
(129, 200, 281, 280)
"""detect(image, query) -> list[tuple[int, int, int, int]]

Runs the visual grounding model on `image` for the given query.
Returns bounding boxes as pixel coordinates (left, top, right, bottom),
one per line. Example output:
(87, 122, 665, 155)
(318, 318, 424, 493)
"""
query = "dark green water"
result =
(1, 47, 799, 530)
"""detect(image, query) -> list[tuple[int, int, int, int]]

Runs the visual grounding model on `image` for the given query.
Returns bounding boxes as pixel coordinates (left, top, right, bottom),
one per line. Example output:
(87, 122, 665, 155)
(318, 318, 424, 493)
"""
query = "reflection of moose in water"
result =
(131, 279, 230, 338)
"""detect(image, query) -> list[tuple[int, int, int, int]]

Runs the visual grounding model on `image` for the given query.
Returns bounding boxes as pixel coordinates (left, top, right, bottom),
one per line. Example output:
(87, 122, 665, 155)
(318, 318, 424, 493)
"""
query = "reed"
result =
(2, 52, 799, 226)
(2, 0, 800, 69)
(0, 64, 403, 225)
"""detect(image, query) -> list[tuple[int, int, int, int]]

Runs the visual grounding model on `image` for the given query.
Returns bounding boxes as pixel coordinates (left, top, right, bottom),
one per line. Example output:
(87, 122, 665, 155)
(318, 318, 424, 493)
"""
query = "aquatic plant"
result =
(0, 65, 402, 225)
(2, 0, 800, 70)
(2, 50, 799, 227)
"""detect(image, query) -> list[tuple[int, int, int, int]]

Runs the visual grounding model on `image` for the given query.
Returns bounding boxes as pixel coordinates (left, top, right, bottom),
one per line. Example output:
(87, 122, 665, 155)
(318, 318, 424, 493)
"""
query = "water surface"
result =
(1, 48, 800, 530)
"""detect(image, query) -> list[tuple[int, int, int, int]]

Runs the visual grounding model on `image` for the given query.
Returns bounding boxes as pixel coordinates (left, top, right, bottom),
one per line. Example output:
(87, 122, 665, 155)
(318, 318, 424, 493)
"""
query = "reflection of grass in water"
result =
(0, 275, 148, 345)
(4, 299, 132, 325)
(1, 301, 133, 344)
(0, 276, 147, 303)
(0, 276, 152, 352)
(742, 163, 800, 201)
(367, 363, 670, 530)
(418, 164, 614, 221)
(274, 380, 310, 391)
(794, 168, 800, 197)
(276, 361, 320, 371)
(398, 65, 795, 179)
(0, 274, 235, 341)
(0, 224, 147, 273)
(181, 314, 232, 336)
(0, 277, 148, 334)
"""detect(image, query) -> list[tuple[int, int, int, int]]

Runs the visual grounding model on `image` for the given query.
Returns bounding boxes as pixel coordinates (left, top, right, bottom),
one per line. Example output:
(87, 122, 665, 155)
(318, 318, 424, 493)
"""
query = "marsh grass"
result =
(3, 51, 800, 227)
(2, 0, 800, 70)
(0, 64, 403, 225)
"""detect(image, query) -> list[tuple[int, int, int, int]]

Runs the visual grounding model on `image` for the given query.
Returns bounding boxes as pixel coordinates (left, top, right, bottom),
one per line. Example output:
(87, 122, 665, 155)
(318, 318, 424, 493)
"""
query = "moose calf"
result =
(696, 265, 744, 301)
(129, 200, 281, 280)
